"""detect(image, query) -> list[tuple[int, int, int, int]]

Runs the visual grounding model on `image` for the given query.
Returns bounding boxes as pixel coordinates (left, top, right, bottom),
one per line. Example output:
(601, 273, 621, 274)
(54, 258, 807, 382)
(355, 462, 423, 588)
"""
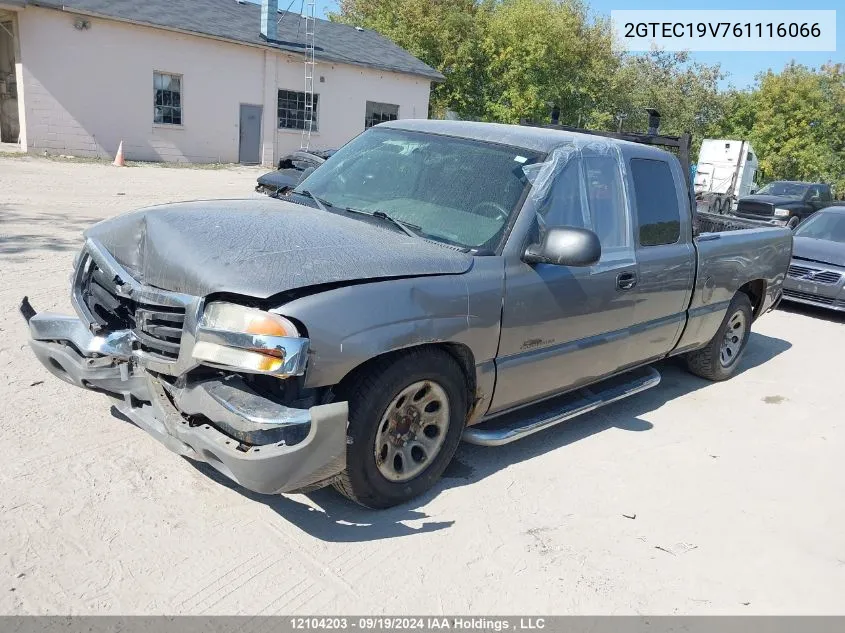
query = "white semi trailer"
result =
(694, 139, 759, 214)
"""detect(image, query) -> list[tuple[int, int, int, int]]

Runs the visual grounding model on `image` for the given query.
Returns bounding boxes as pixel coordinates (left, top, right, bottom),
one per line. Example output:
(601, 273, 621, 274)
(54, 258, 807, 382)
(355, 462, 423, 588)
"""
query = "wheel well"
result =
(738, 279, 766, 320)
(334, 343, 477, 409)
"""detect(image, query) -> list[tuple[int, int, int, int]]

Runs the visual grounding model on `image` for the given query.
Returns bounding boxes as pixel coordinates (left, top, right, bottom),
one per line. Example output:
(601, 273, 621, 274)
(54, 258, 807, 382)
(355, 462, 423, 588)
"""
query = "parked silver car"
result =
(782, 206, 845, 311)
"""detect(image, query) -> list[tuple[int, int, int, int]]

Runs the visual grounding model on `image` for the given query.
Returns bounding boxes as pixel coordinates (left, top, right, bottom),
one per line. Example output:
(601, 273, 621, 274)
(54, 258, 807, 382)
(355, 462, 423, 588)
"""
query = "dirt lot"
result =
(1, 157, 843, 615)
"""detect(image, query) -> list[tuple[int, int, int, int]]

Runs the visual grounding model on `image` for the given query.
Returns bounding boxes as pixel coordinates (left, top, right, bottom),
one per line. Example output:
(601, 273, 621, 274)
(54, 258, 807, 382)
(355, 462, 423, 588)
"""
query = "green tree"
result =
(477, 0, 618, 124)
(605, 51, 725, 154)
(332, 1, 843, 194)
(332, 0, 725, 140)
(331, 0, 491, 118)
(715, 63, 845, 193)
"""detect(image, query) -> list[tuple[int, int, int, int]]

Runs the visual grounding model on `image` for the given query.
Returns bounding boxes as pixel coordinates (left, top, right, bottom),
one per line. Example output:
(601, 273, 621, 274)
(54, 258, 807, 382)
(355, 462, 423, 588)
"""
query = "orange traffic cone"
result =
(113, 140, 125, 167)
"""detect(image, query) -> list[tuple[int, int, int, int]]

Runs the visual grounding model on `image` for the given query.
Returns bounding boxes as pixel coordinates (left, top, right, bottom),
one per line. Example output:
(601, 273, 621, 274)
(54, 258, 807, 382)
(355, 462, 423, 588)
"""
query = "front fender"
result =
(280, 258, 505, 390)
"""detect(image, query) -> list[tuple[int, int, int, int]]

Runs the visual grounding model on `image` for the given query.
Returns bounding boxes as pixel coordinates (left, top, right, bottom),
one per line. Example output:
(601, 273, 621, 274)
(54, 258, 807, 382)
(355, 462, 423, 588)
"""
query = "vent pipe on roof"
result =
(261, 0, 278, 42)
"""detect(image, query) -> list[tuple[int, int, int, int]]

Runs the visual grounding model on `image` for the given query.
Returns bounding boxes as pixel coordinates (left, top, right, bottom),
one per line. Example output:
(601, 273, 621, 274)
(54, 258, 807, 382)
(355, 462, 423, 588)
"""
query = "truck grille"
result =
(736, 201, 774, 218)
(77, 253, 186, 361)
(787, 264, 841, 285)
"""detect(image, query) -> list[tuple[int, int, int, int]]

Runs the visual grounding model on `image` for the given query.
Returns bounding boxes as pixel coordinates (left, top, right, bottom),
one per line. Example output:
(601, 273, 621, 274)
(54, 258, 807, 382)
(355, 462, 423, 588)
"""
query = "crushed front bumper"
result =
(24, 302, 347, 495)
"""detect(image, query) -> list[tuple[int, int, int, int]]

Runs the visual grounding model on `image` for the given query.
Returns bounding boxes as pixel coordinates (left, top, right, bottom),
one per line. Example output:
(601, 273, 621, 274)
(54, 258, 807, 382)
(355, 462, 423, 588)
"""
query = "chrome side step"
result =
(463, 366, 661, 446)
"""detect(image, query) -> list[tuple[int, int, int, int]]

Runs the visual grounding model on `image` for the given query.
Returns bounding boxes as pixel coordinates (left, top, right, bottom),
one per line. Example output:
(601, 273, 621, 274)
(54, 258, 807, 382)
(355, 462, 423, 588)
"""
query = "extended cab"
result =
(735, 181, 835, 229)
(22, 121, 793, 508)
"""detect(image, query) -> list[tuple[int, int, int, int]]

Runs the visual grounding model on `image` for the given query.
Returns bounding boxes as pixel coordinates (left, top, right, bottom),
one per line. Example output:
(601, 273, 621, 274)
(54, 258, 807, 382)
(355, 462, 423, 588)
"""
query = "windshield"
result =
(794, 211, 845, 243)
(756, 181, 809, 199)
(293, 127, 542, 250)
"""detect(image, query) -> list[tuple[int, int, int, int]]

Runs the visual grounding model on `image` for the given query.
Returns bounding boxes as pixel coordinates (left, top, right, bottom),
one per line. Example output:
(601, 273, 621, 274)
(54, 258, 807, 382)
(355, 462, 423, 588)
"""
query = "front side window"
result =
(583, 155, 629, 251)
(153, 72, 182, 125)
(365, 101, 399, 129)
(533, 150, 630, 258)
(294, 127, 540, 250)
(630, 158, 681, 247)
(756, 181, 808, 199)
(278, 90, 319, 131)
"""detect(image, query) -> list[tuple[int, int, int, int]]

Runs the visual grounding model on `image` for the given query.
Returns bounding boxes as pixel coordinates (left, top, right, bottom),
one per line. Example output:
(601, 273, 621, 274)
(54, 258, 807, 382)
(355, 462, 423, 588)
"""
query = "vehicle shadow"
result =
(126, 331, 792, 543)
(777, 301, 845, 324)
(441, 331, 791, 494)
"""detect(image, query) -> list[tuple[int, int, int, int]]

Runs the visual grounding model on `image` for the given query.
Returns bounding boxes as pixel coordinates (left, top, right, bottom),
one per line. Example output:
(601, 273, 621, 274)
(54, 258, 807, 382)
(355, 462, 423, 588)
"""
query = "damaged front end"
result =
(22, 238, 347, 495)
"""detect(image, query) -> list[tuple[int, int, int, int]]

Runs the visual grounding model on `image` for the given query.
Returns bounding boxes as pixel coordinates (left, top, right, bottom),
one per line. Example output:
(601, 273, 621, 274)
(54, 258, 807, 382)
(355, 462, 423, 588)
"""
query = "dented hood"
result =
(84, 199, 473, 298)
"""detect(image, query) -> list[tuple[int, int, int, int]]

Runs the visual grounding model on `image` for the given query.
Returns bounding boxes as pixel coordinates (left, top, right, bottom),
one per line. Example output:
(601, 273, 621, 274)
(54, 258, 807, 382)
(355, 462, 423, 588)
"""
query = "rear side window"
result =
(630, 158, 681, 246)
(820, 186, 833, 202)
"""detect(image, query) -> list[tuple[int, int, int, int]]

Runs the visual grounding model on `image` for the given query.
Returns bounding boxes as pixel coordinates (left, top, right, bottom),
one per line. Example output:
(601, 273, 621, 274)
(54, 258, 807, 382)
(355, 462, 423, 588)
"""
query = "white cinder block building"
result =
(0, 0, 442, 165)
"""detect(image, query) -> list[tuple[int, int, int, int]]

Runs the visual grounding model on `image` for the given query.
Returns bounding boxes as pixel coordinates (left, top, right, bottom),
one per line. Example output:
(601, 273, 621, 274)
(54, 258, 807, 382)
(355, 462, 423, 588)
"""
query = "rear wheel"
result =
(685, 292, 753, 381)
(333, 349, 468, 508)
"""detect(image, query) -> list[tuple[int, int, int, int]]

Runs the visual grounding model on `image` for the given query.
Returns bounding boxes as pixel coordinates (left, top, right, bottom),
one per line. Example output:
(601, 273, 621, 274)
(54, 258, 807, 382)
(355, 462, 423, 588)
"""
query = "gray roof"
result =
(29, 0, 444, 81)
(384, 120, 675, 160)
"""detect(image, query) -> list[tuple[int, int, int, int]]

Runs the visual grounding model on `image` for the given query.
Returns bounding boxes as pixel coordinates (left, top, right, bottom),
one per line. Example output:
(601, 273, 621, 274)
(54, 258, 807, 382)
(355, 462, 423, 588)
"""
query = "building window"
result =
(365, 101, 399, 129)
(278, 90, 318, 131)
(153, 72, 182, 125)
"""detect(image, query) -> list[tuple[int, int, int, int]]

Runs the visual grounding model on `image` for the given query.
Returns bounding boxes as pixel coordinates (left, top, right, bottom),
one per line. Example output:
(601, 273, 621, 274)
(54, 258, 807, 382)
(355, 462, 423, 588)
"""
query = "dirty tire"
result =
(685, 292, 753, 381)
(787, 216, 800, 230)
(333, 349, 468, 509)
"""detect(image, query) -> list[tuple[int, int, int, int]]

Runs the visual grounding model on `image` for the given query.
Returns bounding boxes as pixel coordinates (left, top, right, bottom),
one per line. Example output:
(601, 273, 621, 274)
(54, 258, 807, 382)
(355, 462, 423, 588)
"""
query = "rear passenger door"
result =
(626, 158, 696, 362)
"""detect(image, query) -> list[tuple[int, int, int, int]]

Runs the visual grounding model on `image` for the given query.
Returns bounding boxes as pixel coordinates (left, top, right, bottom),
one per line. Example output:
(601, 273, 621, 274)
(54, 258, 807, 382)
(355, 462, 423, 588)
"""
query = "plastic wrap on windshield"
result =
(522, 136, 633, 251)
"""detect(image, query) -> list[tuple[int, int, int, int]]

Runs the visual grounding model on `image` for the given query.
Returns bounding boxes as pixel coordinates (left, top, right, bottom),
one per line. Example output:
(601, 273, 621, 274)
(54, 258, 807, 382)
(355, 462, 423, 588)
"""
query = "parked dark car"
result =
(255, 149, 336, 196)
(734, 181, 835, 229)
(782, 206, 845, 311)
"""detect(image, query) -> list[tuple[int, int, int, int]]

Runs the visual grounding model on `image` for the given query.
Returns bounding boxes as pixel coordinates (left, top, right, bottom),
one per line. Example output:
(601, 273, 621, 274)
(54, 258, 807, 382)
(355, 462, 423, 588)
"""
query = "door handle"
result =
(616, 271, 638, 290)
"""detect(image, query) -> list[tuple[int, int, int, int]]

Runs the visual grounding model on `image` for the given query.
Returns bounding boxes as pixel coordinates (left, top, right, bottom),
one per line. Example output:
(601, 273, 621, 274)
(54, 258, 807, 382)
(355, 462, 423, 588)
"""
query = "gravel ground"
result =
(1, 157, 843, 615)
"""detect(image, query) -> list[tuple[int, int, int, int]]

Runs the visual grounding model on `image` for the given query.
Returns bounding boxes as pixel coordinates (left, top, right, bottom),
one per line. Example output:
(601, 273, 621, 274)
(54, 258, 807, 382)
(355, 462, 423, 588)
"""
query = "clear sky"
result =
(309, 0, 841, 90)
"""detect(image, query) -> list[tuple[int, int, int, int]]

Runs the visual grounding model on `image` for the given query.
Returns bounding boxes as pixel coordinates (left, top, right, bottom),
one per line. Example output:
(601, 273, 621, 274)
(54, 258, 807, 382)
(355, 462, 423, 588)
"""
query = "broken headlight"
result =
(192, 302, 309, 377)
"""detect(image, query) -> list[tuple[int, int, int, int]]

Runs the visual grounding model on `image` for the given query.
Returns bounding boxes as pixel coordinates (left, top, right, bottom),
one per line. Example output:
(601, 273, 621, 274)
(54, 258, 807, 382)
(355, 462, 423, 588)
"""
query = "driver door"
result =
(491, 149, 641, 413)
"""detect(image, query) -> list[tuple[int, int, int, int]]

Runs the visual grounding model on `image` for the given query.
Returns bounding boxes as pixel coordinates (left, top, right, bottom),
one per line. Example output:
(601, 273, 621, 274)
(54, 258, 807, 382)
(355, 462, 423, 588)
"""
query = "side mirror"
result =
(524, 226, 601, 267)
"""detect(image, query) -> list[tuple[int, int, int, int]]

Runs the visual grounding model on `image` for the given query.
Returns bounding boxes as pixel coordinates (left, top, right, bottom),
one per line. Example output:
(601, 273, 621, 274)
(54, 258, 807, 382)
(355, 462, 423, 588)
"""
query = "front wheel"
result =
(333, 349, 468, 508)
(684, 292, 753, 381)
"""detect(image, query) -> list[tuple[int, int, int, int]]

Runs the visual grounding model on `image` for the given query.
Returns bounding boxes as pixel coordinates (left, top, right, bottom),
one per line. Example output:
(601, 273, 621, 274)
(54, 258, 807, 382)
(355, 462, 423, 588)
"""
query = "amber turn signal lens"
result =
(245, 313, 297, 337)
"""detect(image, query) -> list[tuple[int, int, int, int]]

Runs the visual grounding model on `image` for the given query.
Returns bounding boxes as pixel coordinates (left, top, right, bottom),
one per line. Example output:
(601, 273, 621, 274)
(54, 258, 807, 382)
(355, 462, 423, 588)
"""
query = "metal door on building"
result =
(238, 104, 262, 165)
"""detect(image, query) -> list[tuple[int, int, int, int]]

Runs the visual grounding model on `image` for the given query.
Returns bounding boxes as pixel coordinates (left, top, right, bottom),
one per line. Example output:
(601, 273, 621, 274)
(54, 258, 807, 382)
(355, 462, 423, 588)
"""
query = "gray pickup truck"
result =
(22, 120, 792, 508)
